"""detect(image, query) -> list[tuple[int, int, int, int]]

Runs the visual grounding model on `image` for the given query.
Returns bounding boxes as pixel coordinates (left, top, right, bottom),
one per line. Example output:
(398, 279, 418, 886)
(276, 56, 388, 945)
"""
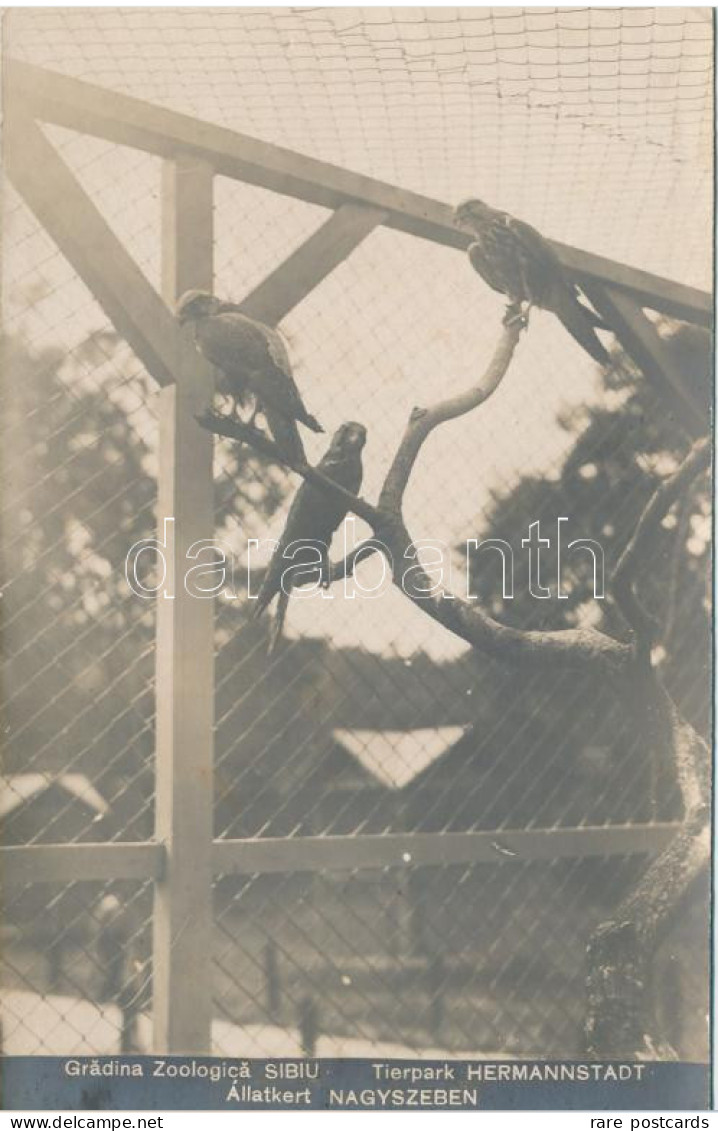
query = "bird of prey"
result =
(454, 199, 610, 365)
(253, 421, 367, 653)
(176, 290, 323, 466)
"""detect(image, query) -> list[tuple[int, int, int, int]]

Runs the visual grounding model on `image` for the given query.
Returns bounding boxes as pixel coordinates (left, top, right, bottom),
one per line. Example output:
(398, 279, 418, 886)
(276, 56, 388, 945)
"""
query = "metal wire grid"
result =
(1, 8, 712, 1060)
(210, 856, 645, 1057)
(1, 134, 162, 1056)
(1, 879, 152, 1055)
(5, 7, 713, 290)
(207, 187, 709, 1057)
(2, 163, 711, 1057)
(2, 160, 160, 850)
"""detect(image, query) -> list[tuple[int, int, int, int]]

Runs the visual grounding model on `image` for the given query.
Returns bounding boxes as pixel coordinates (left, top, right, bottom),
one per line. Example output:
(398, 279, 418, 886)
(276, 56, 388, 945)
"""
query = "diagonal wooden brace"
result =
(239, 203, 387, 326)
(583, 282, 708, 438)
(5, 110, 186, 389)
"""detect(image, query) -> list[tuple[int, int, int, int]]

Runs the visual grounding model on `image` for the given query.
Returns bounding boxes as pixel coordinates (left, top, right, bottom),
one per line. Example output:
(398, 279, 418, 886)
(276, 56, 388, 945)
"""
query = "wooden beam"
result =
(557, 249, 711, 329)
(584, 283, 707, 437)
(0, 824, 680, 891)
(239, 203, 387, 326)
(5, 61, 710, 327)
(152, 156, 215, 1055)
(4, 62, 463, 244)
(0, 843, 164, 888)
(212, 823, 680, 875)
(4, 110, 182, 388)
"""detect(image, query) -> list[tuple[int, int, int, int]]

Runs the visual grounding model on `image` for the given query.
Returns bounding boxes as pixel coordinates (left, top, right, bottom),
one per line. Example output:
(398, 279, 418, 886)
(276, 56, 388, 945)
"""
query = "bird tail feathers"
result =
(302, 412, 324, 434)
(586, 308, 609, 332)
(265, 408, 308, 467)
(252, 571, 277, 621)
(252, 593, 270, 621)
(556, 291, 611, 365)
(267, 589, 290, 655)
(252, 575, 290, 655)
(571, 292, 609, 331)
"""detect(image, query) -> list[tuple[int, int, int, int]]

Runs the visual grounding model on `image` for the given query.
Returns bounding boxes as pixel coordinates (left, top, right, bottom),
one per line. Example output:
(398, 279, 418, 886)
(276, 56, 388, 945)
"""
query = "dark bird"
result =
(176, 290, 323, 466)
(253, 421, 367, 653)
(454, 199, 610, 365)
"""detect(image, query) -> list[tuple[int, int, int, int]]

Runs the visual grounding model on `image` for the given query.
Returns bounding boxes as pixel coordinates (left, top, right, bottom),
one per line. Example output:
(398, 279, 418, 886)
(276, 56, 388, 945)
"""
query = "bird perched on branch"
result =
(176, 290, 323, 466)
(454, 199, 610, 365)
(253, 421, 367, 653)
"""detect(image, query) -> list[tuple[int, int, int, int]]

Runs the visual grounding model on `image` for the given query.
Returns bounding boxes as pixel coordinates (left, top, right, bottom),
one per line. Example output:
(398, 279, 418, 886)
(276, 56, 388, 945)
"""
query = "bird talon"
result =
(503, 303, 527, 328)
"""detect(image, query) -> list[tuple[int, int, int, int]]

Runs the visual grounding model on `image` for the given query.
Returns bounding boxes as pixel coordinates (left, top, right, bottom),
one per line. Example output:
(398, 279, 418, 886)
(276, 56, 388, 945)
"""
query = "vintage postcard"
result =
(0, 5, 712, 1113)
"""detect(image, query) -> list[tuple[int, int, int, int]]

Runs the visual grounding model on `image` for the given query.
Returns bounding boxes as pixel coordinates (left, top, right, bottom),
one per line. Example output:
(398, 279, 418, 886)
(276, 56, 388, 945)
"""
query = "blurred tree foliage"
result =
(0, 319, 288, 843)
(466, 323, 711, 737)
(1, 315, 710, 846)
(456, 327, 710, 832)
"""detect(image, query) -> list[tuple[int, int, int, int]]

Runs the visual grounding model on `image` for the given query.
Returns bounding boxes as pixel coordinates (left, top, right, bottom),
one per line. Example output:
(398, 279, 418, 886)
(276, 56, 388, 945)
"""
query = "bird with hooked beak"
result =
(176, 289, 324, 466)
(454, 199, 610, 364)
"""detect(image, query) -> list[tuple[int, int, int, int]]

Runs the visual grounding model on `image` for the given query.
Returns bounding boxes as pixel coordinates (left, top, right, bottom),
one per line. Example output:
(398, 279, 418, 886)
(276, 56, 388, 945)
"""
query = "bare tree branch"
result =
(195, 410, 381, 526)
(327, 537, 381, 583)
(611, 437, 710, 649)
(198, 343, 707, 683)
(379, 316, 524, 512)
(359, 509, 631, 672)
(585, 687, 710, 1057)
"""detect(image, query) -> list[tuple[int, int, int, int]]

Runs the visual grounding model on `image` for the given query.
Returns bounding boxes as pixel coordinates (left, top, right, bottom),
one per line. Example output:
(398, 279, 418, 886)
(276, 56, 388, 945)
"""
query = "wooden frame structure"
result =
(2, 61, 710, 1053)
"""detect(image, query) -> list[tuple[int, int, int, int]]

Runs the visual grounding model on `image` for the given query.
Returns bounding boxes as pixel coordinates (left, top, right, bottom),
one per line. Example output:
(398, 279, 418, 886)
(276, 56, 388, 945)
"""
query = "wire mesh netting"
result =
(5, 6, 712, 291)
(1, 7, 712, 1060)
(2, 880, 152, 1055)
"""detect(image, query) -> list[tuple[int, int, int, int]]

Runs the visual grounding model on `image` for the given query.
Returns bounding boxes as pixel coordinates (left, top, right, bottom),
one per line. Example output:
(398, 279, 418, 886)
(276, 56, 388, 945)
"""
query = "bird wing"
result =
(198, 313, 278, 374)
(197, 311, 322, 431)
(254, 432, 364, 616)
(279, 444, 362, 550)
(249, 357, 307, 418)
(261, 324, 293, 373)
(254, 479, 326, 615)
(212, 314, 322, 429)
(505, 217, 561, 306)
(467, 240, 513, 296)
(467, 218, 545, 302)
(250, 331, 323, 431)
(506, 217, 562, 269)
(507, 219, 609, 359)
(215, 301, 293, 373)
(263, 404, 307, 468)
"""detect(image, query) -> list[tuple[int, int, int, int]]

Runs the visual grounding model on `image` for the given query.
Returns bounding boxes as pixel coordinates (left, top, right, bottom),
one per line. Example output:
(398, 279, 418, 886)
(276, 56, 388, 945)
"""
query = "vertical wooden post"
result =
(153, 156, 215, 1053)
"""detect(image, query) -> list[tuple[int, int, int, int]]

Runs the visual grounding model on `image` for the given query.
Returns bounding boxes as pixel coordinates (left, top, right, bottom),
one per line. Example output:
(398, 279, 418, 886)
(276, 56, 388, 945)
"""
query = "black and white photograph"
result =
(0, 4, 713, 1113)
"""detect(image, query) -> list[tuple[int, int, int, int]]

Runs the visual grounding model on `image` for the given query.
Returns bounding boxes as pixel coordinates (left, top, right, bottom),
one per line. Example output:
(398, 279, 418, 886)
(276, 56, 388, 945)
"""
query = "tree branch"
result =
(198, 323, 633, 673)
(327, 538, 382, 584)
(347, 509, 630, 673)
(379, 317, 524, 513)
(199, 339, 705, 684)
(611, 438, 710, 649)
(195, 410, 381, 527)
(584, 686, 710, 1057)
